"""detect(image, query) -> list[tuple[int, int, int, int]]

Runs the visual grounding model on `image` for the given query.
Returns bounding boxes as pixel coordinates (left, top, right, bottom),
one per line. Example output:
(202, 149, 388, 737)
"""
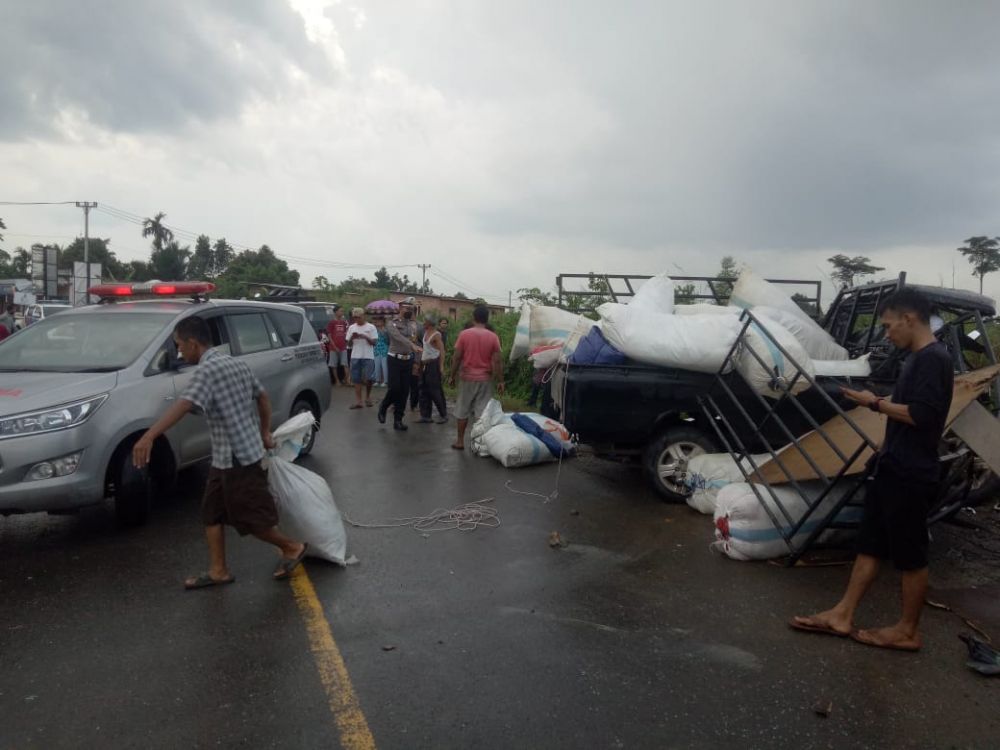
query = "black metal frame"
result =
(555, 274, 822, 315)
(698, 309, 878, 565)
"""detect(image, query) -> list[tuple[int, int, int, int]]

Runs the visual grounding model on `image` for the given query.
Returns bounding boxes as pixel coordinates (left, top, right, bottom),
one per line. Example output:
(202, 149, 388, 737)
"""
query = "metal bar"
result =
(699, 395, 800, 536)
(785, 474, 869, 566)
(861, 285, 886, 353)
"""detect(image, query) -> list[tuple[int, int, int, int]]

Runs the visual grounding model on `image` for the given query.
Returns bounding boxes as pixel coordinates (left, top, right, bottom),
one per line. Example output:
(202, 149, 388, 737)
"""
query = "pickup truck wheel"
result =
(113, 445, 152, 527)
(643, 426, 717, 502)
(291, 399, 318, 457)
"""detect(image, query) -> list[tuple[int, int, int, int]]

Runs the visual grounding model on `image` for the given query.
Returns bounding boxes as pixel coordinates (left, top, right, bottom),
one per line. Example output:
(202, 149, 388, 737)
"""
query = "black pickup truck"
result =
(550, 274, 997, 506)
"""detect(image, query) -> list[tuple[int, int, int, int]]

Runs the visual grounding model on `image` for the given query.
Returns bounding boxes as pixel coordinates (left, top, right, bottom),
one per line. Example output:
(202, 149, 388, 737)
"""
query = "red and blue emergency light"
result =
(88, 281, 216, 298)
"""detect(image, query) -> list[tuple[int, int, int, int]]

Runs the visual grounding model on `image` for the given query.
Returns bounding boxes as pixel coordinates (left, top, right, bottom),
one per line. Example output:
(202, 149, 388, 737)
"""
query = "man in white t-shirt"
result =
(346, 308, 379, 409)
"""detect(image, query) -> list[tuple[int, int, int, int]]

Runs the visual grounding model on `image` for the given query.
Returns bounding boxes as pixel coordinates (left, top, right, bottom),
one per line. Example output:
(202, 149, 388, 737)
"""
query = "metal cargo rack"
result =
(696, 309, 878, 565)
(555, 273, 821, 316)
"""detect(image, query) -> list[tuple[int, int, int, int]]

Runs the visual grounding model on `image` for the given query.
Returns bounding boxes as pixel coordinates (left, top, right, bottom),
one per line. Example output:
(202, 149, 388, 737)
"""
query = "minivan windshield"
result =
(0, 312, 175, 372)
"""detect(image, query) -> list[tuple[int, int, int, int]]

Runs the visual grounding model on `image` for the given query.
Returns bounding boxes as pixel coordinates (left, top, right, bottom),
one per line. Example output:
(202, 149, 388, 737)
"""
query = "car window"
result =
(228, 313, 274, 355)
(148, 314, 230, 374)
(270, 310, 305, 345)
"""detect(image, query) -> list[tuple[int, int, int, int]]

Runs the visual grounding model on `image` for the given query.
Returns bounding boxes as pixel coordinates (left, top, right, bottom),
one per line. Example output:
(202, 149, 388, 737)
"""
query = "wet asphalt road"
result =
(2, 387, 1000, 749)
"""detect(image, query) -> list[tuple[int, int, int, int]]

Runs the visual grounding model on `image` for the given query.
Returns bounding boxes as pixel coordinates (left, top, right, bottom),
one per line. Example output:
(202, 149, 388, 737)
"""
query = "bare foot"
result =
(451, 443, 465, 450)
(790, 609, 852, 637)
(850, 625, 921, 652)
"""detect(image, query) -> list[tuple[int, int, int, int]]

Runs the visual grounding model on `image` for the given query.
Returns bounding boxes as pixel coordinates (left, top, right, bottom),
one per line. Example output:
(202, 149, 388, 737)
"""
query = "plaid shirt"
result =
(181, 348, 266, 470)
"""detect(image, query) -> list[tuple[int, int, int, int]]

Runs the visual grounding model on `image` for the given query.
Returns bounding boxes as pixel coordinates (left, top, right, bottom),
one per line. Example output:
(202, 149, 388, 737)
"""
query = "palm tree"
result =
(956, 236, 1000, 294)
(141, 212, 174, 252)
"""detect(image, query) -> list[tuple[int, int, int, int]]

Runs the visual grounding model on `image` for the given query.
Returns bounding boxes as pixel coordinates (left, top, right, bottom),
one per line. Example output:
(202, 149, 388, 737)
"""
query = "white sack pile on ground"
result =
(711, 481, 861, 561)
(684, 452, 770, 515)
(471, 399, 575, 468)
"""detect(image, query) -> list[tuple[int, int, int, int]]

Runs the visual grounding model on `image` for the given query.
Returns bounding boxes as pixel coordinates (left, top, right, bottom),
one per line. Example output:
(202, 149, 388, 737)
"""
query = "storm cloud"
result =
(2, 0, 1000, 302)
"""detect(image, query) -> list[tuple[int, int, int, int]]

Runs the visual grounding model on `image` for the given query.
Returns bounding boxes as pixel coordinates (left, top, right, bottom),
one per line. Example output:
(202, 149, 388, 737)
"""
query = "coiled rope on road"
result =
(343, 498, 500, 533)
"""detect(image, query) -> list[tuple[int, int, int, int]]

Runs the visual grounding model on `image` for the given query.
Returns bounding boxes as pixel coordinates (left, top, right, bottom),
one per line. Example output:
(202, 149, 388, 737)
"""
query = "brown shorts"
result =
(202, 461, 278, 536)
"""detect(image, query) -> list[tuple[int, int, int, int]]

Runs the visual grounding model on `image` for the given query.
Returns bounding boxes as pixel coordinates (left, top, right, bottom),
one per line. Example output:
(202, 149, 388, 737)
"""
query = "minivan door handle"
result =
(280, 353, 294, 362)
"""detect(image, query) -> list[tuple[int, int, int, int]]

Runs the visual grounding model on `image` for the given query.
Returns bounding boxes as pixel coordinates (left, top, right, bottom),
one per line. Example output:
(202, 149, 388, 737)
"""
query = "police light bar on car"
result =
(88, 281, 216, 299)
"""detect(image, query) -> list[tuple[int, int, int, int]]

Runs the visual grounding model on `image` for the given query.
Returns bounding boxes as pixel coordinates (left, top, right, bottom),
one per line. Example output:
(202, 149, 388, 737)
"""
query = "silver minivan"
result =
(0, 297, 331, 525)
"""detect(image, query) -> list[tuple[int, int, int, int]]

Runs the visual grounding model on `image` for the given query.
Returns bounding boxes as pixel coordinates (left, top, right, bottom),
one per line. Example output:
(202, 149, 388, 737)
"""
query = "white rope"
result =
(344, 497, 499, 533)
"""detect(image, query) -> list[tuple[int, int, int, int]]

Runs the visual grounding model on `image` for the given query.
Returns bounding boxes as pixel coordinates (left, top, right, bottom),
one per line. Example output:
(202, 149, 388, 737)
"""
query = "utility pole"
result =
(417, 263, 431, 290)
(75, 201, 98, 305)
(508, 290, 512, 310)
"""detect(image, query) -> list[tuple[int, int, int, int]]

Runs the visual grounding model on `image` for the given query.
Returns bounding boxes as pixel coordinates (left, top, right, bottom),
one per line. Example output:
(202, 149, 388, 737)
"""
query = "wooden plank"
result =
(752, 364, 1000, 484)
(950, 400, 1000, 477)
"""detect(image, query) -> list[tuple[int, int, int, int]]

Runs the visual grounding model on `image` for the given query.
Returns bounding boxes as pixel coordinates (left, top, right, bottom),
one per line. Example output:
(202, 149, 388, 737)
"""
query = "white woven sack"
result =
(510, 303, 533, 361)
(529, 306, 585, 351)
(730, 269, 847, 361)
(685, 452, 769, 515)
(674, 304, 741, 316)
(471, 398, 509, 457)
(630, 273, 675, 315)
(482, 423, 556, 468)
(737, 316, 815, 398)
(269, 456, 348, 565)
(814, 354, 871, 378)
(598, 302, 743, 374)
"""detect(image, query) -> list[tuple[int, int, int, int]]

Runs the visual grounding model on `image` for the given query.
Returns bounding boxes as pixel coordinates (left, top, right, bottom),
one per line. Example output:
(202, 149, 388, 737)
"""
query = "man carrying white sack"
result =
(132, 317, 308, 589)
(790, 288, 952, 652)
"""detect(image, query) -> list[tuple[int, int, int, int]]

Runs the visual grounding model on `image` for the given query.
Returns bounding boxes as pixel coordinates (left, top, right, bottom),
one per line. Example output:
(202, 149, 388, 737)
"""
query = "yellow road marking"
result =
(291, 567, 376, 750)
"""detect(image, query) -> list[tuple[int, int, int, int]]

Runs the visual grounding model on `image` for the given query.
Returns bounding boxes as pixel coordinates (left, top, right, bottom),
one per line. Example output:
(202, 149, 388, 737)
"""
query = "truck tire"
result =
(643, 426, 718, 502)
(291, 398, 318, 457)
(113, 443, 152, 527)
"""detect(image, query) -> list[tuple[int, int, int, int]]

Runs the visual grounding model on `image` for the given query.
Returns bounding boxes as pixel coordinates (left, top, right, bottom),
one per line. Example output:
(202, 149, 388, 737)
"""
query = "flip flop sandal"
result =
(365, 401, 374, 407)
(788, 618, 850, 638)
(849, 630, 921, 652)
(349, 404, 364, 410)
(184, 573, 236, 590)
(273, 544, 309, 580)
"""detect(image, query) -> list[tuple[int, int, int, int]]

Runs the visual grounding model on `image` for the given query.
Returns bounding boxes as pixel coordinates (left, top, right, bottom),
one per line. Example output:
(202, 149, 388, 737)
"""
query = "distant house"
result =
(385, 291, 506, 320)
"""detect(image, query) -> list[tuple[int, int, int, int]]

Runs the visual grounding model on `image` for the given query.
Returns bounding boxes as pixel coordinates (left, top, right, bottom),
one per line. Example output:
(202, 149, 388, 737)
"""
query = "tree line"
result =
(0, 211, 298, 299)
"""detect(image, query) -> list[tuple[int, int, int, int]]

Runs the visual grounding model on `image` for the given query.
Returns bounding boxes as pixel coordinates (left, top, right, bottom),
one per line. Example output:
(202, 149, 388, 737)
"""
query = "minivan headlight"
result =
(0, 395, 108, 439)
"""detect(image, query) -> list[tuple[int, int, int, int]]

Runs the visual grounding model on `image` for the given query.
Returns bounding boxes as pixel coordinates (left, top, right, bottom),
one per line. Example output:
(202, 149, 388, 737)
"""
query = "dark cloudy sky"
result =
(2, 0, 999, 304)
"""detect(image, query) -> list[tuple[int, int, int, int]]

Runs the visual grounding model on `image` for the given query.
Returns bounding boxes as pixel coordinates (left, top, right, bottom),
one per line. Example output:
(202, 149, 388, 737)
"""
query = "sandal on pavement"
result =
(184, 573, 236, 590)
(349, 404, 363, 410)
(849, 629, 921, 653)
(273, 544, 309, 580)
(365, 400, 374, 407)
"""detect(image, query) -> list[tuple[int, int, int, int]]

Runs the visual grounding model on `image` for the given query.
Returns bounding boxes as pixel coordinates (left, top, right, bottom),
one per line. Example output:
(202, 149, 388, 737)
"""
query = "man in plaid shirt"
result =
(133, 317, 307, 589)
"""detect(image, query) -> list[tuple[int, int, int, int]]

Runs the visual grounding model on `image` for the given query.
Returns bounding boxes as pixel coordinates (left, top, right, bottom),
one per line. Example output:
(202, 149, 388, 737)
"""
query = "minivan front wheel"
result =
(291, 399, 318, 457)
(112, 442, 152, 527)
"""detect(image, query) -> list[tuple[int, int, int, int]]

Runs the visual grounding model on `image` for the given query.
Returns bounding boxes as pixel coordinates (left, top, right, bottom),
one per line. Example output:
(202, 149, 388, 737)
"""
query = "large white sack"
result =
(269, 456, 348, 565)
(471, 398, 510, 457)
(271, 412, 316, 462)
(730, 269, 847, 361)
(598, 302, 744, 373)
(685, 452, 769, 515)
(754, 305, 848, 362)
(482, 423, 556, 468)
(530, 306, 584, 351)
(510, 303, 533, 361)
(674, 304, 741, 316)
(560, 316, 596, 360)
(529, 345, 563, 370)
(630, 273, 675, 315)
(712, 481, 859, 562)
(738, 316, 816, 398)
(814, 354, 871, 378)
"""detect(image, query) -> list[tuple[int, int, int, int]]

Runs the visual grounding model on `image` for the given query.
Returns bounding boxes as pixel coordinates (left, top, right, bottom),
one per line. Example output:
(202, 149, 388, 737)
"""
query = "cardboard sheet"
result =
(752, 364, 1000, 484)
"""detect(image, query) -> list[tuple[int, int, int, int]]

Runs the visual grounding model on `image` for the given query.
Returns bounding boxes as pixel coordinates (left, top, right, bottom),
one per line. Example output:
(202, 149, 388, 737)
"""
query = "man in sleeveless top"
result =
(417, 316, 448, 424)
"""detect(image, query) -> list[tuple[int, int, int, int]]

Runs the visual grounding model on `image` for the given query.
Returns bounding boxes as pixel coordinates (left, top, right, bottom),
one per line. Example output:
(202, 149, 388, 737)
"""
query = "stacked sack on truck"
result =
(596, 269, 871, 396)
(471, 398, 575, 468)
(712, 481, 863, 561)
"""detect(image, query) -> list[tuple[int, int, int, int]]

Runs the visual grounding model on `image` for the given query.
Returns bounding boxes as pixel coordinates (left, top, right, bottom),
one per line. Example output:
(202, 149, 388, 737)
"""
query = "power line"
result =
(0, 201, 78, 206)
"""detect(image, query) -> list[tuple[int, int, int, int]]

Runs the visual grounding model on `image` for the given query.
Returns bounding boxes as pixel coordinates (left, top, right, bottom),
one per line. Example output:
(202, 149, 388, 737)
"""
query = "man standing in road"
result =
(378, 298, 421, 431)
(0, 305, 15, 336)
(326, 306, 350, 387)
(449, 305, 504, 450)
(417, 315, 448, 424)
(437, 316, 450, 347)
(132, 317, 307, 589)
(346, 308, 378, 410)
(791, 288, 953, 652)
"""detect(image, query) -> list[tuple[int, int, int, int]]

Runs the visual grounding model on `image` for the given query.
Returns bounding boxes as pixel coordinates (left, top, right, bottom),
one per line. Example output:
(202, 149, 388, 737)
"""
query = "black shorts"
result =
(202, 461, 278, 536)
(856, 467, 936, 571)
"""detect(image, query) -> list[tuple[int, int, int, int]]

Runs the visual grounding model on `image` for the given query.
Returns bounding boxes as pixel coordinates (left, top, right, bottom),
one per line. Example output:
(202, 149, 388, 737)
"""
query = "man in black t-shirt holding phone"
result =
(792, 288, 953, 652)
